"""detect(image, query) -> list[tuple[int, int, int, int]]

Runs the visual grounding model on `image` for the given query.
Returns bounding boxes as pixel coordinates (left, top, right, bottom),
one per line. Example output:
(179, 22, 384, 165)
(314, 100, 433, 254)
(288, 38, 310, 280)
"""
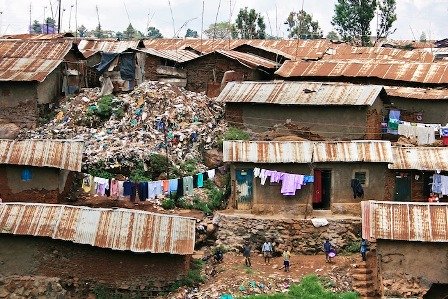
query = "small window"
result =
(354, 171, 368, 187)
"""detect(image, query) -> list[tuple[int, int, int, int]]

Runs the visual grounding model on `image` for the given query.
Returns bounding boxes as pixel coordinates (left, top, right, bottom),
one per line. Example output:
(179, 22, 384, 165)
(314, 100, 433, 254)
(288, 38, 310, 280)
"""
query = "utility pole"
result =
(43, 7, 46, 33)
(0, 11, 3, 37)
(75, 0, 78, 39)
(29, 3, 32, 34)
(69, 5, 73, 32)
(57, 0, 62, 33)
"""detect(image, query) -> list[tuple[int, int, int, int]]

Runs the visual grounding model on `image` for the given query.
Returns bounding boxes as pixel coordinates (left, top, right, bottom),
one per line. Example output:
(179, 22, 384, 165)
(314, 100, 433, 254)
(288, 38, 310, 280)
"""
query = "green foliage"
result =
(224, 127, 251, 140)
(129, 161, 152, 182)
(341, 240, 361, 255)
(185, 28, 198, 38)
(31, 20, 42, 34)
(241, 275, 359, 298)
(169, 259, 205, 291)
(204, 22, 237, 39)
(376, 0, 397, 41)
(147, 26, 163, 39)
(161, 198, 176, 210)
(326, 30, 340, 41)
(235, 7, 266, 39)
(93, 286, 142, 299)
(332, 0, 377, 46)
(204, 179, 227, 210)
(192, 195, 212, 214)
(286, 10, 323, 39)
(147, 154, 170, 178)
(180, 159, 199, 176)
(88, 161, 115, 179)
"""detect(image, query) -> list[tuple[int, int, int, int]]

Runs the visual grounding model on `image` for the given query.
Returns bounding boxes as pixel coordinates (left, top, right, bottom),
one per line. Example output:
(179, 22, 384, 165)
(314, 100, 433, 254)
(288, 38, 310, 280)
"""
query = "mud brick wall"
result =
(181, 53, 263, 93)
(0, 235, 191, 294)
(365, 108, 382, 140)
(145, 55, 162, 81)
(0, 81, 37, 128)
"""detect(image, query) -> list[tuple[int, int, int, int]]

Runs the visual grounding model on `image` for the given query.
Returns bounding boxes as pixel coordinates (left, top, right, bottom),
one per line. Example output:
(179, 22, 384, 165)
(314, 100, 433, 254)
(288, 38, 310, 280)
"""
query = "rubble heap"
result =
(19, 81, 226, 172)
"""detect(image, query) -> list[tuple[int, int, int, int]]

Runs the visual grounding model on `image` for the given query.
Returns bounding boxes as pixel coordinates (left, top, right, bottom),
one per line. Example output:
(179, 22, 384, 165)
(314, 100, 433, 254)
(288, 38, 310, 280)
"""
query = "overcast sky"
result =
(0, 0, 447, 40)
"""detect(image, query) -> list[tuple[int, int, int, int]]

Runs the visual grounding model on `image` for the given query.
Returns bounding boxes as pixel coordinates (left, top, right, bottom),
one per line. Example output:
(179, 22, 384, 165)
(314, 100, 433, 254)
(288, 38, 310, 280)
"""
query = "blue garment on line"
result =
(197, 173, 204, 188)
(169, 179, 178, 193)
(432, 174, 442, 194)
(123, 181, 132, 196)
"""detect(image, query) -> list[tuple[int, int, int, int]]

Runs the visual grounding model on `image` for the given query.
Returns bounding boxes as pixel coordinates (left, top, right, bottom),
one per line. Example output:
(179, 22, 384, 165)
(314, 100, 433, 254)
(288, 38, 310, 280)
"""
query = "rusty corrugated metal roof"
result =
(140, 48, 199, 63)
(362, 201, 448, 242)
(2, 33, 74, 40)
(385, 86, 448, 100)
(313, 141, 393, 163)
(217, 81, 383, 106)
(389, 146, 448, 170)
(223, 141, 314, 163)
(275, 60, 448, 84)
(217, 50, 279, 69)
(78, 39, 144, 55)
(0, 39, 72, 82)
(378, 39, 436, 49)
(0, 203, 196, 254)
(326, 44, 434, 62)
(0, 139, 84, 172)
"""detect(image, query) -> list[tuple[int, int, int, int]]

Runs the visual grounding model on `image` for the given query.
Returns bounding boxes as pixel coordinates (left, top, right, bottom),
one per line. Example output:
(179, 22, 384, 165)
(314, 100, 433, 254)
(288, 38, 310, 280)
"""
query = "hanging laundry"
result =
(197, 173, 204, 188)
(123, 181, 132, 196)
(110, 179, 119, 197)
(280, 174, 304, 196)
(398, 122, 435, 145)
(130, 183, 138, 202)
(94, 177, 109, 196)
(207, 169, 216, 180)
(387, 109, 401, 135)
(432, 174, 442, 194)
(441, 175, 448, 196)
(169, 179, 178, 193)
(177, 178, 184, 197)
(82, 175, 93, 193)
(162, 180, 170, 193)
(117, 181, 126, 200)
(303, 175, 314, 184)
(254, 168, 261, 178)
(193, 174, 199, 188)
(183, 176, 194, 195)
(139, 182, 149, 201)
(270, 171, 282, 183)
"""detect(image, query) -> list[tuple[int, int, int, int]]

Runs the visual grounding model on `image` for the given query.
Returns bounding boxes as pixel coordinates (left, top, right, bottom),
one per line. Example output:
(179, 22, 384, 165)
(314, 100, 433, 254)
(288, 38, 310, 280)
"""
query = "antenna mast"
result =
(168, 0, 176, 37)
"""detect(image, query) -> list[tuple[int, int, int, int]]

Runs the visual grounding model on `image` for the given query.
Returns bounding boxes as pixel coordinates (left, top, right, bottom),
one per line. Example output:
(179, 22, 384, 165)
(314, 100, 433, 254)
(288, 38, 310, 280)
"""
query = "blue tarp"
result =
(95, 52, 119, 74)
(119, 52, 135, 80)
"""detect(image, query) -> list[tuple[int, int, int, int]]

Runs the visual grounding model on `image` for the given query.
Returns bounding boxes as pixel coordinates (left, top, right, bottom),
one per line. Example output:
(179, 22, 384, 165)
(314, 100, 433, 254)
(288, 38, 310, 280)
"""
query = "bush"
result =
(161, 198, 175, 210)
(148, 154, 170, 178)
(341, 239, 361, 255)
(180, 159, 199, 176)
(169, 259, 205, 291)
(224, 127, 250, 140)
(241, 274, 359, 299)
(87, 161, 115, 179)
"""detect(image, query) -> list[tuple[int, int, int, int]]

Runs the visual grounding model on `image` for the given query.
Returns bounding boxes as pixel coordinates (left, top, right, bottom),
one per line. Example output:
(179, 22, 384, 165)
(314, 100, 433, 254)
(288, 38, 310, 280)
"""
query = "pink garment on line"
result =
(110, 179, 119, 197)
(281, 174, 305, 196)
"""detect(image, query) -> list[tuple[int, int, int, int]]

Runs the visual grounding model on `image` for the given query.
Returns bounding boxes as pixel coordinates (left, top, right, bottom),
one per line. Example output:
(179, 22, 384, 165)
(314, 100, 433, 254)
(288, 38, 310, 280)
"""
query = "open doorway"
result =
(313, 169, 331, 210)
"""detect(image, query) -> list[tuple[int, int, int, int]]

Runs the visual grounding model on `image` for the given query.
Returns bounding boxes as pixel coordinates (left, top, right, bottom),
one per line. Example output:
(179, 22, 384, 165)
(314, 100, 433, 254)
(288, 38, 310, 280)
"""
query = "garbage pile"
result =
(19, 81, 226, 172)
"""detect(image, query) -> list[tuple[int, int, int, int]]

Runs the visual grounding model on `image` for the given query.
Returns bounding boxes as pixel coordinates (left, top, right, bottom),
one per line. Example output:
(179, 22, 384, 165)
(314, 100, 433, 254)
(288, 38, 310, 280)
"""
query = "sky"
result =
(0, 0, 448, 40)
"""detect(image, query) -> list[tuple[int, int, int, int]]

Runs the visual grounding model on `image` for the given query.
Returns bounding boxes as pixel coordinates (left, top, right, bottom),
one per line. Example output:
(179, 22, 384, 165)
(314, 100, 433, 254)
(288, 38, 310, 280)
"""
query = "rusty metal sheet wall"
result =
(223, 141, 314, 163)
(275, 60, 448, 84)
(217, 81, 383, 106)
(0, 203, 196, 255)
(390, 146, 448, 171)
(0, 40, 72, 82)
(313, 141, 394, 163)
(363, 201, 448, 242)
(0, 139, 84, 172)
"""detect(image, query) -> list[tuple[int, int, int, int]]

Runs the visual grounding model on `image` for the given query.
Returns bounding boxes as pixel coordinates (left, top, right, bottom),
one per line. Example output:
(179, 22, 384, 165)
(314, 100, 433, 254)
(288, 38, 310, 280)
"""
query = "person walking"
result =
(323, 239, 333, 263)
(282, 248, 291, 272)
(360, 239, 368, 261)
(243, 241, 252, 267)
(262, 240, 273, 264)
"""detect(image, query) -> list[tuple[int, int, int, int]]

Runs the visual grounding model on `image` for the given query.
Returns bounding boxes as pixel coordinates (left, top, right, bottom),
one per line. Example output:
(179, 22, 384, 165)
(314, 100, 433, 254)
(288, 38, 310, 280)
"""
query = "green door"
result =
(394, 173, 411, 202)
(235, 169, 254, 210)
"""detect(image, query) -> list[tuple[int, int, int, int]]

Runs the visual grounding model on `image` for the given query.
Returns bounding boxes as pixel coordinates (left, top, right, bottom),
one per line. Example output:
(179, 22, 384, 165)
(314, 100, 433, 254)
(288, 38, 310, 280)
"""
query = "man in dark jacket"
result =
(243, 242, 251, 267)
(351, 179, 364, 199)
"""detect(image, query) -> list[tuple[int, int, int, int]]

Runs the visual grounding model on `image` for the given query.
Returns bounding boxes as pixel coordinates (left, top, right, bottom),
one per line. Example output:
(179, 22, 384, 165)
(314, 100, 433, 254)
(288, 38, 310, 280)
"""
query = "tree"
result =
(332, 0, 377, 46)
(235, 7, 266, 39)
(147, 26, 163, 39)
(93, 24, 104, 38)
(420, 31, 427, 42)
(77, 25, 87, 37)
(286, 10, 322, 39)
(116, 31, 124, 40)
(185, 28, 198, 38)
(203, 22, 236, 39)
(124, 23, 136, 40)
(31, 20, 42, 34)
(376, 0, 397, 42)
(326, 30, 340, 41)
(43, 17, 56, 34)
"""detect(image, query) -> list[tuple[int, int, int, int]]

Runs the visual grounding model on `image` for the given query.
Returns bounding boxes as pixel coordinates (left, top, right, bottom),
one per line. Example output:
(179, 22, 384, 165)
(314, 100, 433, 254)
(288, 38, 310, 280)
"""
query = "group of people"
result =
(238, 238, 369, 271)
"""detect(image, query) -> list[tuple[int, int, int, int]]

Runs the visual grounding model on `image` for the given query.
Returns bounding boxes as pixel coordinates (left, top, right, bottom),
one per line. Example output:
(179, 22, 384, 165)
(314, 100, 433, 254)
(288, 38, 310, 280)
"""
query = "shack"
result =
(0, 139, 84, 203)
(223, 140, 393, 216)
(0, 39, 85, 128)
(218, 81, 386, 140)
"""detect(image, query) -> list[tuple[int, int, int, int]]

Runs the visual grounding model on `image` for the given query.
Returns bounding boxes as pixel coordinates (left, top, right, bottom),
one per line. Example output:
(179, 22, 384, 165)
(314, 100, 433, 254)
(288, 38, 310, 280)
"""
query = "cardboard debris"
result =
(19, 81, 226, 172)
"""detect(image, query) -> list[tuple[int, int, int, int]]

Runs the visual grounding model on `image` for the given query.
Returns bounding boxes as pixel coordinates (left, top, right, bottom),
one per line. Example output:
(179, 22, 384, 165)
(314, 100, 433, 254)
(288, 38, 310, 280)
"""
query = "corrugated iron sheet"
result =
(0, 39, 72, 82)
(275, 60, 448, 84)
(326, 44, 434, 62)
(223, 141, 314, 163)
(2, 33, 74, 40)
(313, 141, 394, 163)
(378, 39, 436, 49)
(0, 139, 84, 172)
(385, 86, 448, 100)
(78, 40, 143, 55)
(389, 146, 448, 170)
(0, 203, 196, 254)
(217, 50, 278, 69)
(362, 201, 448, 242)
(217, 81, 383, 106)
(140, 48, 199, 63)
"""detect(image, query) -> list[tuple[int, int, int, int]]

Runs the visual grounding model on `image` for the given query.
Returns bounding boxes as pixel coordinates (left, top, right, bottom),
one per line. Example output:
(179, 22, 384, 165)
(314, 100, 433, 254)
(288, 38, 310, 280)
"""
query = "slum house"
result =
(362, 201, 448, 297)
(0, 203, 196, 294)
(180, 50, 279, 96)
(218, 81, 386, 140)
(77, 39, 145, 88)
(0, 139, 84, 203)
(0, 39, 85, 128)
(139, 48, 199, 87)
(386, 146, 448, 202)
(223, 140, 393, 216)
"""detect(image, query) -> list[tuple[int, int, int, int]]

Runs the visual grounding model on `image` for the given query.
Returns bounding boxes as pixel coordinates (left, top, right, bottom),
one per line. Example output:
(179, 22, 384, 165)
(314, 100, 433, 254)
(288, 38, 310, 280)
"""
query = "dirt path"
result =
(167, 252, 362, 298)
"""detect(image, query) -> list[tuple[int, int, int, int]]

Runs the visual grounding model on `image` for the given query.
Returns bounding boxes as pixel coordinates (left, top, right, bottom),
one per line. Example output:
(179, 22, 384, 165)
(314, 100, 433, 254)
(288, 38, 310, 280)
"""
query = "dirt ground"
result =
(165, 252, 362, 298)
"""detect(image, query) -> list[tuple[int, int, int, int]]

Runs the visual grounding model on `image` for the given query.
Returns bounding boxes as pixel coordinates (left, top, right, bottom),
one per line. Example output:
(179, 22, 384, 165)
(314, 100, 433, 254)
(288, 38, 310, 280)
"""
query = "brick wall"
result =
(0, 235, 190, 294)
(145, 55, 162, 81)
(365, 108, 382, 140)
(182, 53, 262, 93)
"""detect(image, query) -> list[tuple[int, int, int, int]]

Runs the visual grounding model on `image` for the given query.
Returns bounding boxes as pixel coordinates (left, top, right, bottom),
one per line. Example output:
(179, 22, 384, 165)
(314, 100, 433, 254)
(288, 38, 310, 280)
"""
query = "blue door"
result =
(235, 169, 254, 210)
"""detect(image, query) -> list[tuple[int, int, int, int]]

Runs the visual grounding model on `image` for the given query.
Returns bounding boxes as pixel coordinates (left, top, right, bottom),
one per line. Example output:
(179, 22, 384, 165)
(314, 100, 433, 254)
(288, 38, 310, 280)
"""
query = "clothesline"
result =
(254, 167, 314, 196)
(82, 167, 222, 203)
